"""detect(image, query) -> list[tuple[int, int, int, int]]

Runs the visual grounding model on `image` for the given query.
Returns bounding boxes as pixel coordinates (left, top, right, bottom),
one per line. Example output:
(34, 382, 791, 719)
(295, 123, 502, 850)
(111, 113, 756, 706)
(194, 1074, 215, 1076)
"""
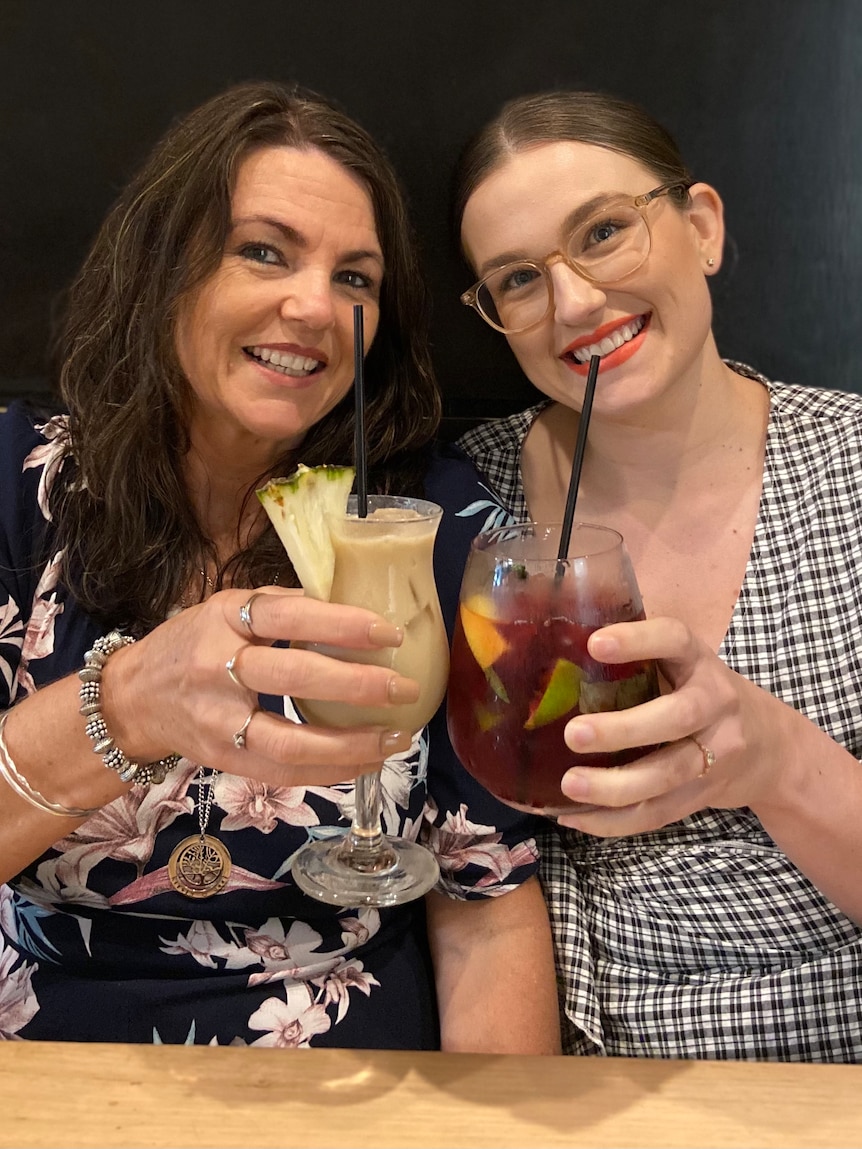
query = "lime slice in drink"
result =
(484, 665, 510, 703)
(579, 679, 620, 714)
(476, 700, 505, 732)
(524, 658, 582, 730)
(616, 671, 654, 709)
(578, 671, 654, 714)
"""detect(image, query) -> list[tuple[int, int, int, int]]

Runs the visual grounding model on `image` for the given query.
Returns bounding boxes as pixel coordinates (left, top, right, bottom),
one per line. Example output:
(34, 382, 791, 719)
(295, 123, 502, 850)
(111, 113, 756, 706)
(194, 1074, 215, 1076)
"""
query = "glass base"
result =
(291, 834, 440, 908)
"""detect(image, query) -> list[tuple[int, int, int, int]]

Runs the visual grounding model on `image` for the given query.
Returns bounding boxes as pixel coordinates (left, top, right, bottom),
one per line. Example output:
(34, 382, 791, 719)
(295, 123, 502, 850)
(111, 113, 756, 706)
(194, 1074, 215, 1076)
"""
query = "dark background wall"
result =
(1, 0, 860, 432)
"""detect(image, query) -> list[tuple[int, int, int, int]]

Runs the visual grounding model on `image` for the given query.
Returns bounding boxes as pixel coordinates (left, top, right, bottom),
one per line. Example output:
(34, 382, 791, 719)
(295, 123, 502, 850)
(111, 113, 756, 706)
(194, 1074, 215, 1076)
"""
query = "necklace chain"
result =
(197, 766, 219, 836)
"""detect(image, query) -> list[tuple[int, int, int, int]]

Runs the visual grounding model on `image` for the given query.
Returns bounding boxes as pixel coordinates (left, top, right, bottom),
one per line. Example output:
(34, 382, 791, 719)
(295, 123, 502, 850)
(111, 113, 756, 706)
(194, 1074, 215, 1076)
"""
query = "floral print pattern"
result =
(0, 404, 541, 1047)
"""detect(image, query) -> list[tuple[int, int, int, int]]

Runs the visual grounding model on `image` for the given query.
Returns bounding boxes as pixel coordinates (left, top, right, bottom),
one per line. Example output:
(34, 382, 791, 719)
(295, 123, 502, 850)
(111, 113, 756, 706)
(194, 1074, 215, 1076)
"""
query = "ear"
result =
(685, 182, 725, 275)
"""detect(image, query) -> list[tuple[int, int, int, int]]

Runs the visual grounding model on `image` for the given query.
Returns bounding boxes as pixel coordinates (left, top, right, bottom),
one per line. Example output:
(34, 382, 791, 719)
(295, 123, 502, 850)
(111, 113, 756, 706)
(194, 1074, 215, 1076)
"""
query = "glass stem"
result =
(339, 767, 397, 872)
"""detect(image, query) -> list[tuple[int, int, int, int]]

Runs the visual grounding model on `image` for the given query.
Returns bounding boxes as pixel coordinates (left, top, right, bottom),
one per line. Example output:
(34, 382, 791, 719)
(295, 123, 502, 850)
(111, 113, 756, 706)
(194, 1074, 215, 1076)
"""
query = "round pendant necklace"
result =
(168, 767, 232, 899)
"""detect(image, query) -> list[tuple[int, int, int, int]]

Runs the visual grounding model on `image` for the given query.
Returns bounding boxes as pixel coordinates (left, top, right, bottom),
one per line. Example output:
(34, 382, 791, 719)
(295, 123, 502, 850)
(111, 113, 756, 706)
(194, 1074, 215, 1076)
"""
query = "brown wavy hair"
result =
(48, 81, 441, 632)
(451, 89, 694, 249)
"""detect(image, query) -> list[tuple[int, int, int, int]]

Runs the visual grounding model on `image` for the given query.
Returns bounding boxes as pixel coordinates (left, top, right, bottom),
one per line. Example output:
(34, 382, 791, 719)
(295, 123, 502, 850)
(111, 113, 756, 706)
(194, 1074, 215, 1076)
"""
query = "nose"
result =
(547, 261, 607, 327)
(279, 270, 336, 331)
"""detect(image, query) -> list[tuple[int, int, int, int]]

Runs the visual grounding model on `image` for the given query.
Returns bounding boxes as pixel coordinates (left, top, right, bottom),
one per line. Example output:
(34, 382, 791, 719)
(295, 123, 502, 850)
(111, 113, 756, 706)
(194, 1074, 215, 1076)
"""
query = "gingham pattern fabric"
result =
(458, 366, 862, 1061)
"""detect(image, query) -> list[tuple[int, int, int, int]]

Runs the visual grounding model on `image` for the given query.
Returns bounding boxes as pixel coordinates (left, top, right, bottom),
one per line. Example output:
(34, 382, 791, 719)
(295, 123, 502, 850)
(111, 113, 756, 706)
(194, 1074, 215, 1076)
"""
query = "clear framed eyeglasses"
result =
(460, 182, 690, 335)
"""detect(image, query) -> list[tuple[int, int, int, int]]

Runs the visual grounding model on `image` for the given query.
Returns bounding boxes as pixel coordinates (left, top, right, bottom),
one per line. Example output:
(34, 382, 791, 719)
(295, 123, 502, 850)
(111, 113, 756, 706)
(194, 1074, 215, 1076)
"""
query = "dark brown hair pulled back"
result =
(50, 81, 440, 632)
(452, 89, 694, 246)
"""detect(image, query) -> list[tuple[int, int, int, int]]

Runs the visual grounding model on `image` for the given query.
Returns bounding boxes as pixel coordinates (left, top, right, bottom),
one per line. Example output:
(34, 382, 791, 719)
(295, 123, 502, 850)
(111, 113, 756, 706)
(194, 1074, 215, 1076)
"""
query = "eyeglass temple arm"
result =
(634, 180, 692, 208)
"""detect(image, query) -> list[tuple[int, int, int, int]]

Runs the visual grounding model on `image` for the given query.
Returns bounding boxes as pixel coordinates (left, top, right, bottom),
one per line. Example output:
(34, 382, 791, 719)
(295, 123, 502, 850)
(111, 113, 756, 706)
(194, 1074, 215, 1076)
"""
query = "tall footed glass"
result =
(447, 521, 659, 816)
(292, 495, 449, 907)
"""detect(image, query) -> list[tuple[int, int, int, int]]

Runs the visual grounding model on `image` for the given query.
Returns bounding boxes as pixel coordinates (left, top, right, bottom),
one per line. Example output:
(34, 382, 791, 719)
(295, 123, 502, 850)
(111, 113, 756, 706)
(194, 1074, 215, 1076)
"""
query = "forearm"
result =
(425, 877, 561, 1054)
(751, 703, 862, 924)
(0, 677, 128, 883)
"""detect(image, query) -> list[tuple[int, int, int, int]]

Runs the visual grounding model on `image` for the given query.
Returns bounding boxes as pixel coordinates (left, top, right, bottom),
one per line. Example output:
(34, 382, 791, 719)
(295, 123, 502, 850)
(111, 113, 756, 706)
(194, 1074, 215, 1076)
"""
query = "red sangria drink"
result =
(447, 522, 659, 816)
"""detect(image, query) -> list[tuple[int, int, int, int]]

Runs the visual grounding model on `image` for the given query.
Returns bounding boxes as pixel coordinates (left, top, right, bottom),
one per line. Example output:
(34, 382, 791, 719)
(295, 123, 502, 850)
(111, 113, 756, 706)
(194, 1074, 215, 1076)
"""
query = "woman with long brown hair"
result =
(0, 81, 558, 1051)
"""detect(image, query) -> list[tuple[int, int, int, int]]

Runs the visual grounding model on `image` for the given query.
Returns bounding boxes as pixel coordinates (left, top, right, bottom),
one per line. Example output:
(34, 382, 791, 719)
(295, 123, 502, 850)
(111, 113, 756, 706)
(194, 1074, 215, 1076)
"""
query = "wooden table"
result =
(0, 1042, 859, 1148)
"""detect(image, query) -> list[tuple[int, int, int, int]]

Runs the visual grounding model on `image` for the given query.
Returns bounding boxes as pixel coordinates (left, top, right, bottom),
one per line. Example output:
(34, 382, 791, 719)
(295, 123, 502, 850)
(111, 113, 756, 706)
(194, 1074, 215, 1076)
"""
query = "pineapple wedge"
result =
(257, 464, 355, 601)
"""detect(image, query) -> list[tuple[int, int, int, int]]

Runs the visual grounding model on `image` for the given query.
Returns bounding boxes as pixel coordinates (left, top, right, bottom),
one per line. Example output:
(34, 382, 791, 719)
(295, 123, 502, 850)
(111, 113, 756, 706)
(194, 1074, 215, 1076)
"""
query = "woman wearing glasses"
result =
(453, 90, 862, 1060)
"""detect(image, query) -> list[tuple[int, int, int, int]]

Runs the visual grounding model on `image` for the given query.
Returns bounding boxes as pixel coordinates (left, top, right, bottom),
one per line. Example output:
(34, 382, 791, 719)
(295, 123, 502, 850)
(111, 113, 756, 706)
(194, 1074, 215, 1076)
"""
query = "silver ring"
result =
(232, 708, 256, 750)
(239, 592, 266, 638)
(691, 736, 716, 777)
(225, 650, 246, 691)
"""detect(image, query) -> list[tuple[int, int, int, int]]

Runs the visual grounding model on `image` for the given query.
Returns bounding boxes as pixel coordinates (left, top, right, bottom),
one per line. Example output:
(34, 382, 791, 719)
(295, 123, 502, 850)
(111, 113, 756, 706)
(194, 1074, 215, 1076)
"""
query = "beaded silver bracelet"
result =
(0, 709, 100, 818)
(78, 632, 180, 786)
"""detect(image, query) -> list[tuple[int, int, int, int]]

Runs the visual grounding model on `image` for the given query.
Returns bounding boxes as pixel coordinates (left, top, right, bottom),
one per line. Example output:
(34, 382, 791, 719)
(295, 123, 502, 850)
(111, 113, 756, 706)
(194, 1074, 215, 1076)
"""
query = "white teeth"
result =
(249, 346, 321, 376)
(570, 315, 646, 363)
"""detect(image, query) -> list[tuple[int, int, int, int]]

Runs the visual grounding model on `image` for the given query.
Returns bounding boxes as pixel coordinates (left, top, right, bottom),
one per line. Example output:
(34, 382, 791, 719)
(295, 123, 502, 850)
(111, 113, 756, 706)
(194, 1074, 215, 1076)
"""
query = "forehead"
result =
(461, 141, 657, 265)
(232, 144, 379, 238)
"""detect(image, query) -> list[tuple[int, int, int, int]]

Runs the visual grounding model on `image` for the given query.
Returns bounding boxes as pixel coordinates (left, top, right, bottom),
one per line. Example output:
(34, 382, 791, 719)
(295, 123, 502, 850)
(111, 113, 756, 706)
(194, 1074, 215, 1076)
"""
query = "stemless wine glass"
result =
(291, 494, 449, 906)
(447, 521, 659, 816)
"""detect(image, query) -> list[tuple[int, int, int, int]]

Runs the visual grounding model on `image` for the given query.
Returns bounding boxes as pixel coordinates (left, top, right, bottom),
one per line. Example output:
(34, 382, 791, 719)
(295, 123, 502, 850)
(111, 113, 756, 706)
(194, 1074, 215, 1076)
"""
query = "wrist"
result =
(83, 632, 180, 784)
(745, 701, 818, 823)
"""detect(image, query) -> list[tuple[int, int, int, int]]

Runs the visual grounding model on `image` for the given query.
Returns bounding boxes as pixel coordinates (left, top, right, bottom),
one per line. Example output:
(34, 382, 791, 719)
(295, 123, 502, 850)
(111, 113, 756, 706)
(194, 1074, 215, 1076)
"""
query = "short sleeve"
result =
(421, 444, 543, 900)
(0, 403, 71, 707)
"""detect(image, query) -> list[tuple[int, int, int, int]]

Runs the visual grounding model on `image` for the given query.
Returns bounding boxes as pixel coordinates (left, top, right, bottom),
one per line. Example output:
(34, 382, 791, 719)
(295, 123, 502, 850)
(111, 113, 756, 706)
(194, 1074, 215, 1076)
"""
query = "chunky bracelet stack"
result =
(78, 632, 180, 786)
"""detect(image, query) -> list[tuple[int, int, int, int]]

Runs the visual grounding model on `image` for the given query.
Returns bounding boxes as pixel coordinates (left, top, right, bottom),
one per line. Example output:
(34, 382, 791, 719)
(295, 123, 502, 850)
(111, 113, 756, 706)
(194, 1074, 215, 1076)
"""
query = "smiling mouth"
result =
(564, 314, 649, 365)
(245, 345, 324, 378)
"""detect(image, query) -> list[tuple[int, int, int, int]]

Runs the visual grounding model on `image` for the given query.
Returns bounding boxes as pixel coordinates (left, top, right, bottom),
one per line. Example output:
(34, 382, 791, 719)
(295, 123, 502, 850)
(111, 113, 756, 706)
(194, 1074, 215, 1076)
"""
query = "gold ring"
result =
(232, 708, 256, 751)
(691, 736, 716, 777)
(239, 592, 266, 638)
(225, 650, 246, 691)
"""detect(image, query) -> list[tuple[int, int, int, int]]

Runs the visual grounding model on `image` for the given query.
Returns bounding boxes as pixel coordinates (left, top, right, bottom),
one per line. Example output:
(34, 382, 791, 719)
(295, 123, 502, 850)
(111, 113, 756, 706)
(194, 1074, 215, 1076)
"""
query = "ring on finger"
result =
(239, 592, 266, 638)
(690, 736, 716, 777)
(232, 708, 257, 751)
(225, 649, 248, 691)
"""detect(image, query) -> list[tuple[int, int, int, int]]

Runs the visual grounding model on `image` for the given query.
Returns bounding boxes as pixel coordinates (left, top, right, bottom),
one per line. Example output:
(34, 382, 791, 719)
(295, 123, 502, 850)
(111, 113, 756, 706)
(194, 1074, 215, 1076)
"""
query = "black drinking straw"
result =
(352, 304, 368, 518)
(557, 354, 601, 568)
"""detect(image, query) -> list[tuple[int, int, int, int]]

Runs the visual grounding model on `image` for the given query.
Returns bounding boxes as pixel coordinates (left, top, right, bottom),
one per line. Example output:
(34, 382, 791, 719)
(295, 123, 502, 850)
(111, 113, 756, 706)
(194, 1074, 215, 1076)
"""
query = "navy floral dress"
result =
(0, 402, 536, 1048)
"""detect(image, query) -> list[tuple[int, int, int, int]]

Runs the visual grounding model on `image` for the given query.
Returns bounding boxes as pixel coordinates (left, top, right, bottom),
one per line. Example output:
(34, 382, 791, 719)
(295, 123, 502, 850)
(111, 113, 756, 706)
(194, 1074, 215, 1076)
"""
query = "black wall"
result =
(2, 0, 860, 430)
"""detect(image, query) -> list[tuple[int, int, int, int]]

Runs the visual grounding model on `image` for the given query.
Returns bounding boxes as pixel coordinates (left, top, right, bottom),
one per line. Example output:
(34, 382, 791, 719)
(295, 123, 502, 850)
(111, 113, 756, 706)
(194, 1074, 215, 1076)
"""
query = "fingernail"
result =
(565, 721, 595, 750)
(380, 729, 411, 754)
(561, 770, 590, 799)
(388, 676, 421, 704)
(368, 622, 403, 647)
(589, 633, 618, 658)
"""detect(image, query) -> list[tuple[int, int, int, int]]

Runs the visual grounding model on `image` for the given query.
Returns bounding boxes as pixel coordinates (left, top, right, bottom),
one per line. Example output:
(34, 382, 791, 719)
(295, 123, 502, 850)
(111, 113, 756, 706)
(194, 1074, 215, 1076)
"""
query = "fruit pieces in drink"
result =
(447, 579, 658, 814)
(257, 464, 355, 600)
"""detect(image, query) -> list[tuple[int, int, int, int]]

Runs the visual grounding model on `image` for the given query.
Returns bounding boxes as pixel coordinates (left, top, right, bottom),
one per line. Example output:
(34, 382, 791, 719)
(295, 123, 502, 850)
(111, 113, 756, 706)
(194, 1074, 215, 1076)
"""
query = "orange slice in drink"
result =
(459, 594, 510, 669)
(524, 658, 582, 730)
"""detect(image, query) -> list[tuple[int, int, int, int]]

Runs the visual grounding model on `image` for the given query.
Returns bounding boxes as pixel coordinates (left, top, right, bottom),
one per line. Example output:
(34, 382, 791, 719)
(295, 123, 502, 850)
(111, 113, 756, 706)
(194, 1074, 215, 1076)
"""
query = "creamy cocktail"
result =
(297, 500, 449, 732)
(258, 476, 448, 906)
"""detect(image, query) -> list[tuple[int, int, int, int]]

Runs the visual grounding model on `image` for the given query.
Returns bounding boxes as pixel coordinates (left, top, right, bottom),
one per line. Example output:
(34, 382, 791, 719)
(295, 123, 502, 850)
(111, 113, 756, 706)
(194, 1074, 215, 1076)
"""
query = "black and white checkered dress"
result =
(458, 366, 862, 1061)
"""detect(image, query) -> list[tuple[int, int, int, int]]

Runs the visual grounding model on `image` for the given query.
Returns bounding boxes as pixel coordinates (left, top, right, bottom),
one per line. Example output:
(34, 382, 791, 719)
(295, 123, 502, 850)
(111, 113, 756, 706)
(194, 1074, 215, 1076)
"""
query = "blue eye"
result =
(579, 215, 636, 253)
(239, 243, 280, 265)
(588, 220, 622, 245)
(496, 265, 541, 295)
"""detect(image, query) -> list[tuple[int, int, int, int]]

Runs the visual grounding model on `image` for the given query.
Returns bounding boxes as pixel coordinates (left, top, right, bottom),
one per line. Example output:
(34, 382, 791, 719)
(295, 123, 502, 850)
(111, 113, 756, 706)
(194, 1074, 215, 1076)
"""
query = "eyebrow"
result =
(475, 192, 624, 276)
(231, 215, 385, 268)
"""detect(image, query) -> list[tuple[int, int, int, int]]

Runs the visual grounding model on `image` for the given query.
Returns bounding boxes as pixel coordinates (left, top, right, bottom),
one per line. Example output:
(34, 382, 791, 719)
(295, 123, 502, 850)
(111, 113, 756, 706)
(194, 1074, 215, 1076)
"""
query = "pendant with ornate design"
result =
(168, 834, 232, 899)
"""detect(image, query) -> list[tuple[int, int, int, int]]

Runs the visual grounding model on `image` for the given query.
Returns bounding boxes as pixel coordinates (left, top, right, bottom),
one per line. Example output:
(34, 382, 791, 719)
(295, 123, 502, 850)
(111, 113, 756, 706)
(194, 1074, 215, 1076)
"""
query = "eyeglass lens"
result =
(477, 204, 651, 333)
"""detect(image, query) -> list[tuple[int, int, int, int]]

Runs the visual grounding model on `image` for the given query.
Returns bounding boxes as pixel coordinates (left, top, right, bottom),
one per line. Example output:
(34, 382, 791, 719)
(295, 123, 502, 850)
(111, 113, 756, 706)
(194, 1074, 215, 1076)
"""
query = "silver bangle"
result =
(78, 631, 180, 786)
(0, 709, 100, 819)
